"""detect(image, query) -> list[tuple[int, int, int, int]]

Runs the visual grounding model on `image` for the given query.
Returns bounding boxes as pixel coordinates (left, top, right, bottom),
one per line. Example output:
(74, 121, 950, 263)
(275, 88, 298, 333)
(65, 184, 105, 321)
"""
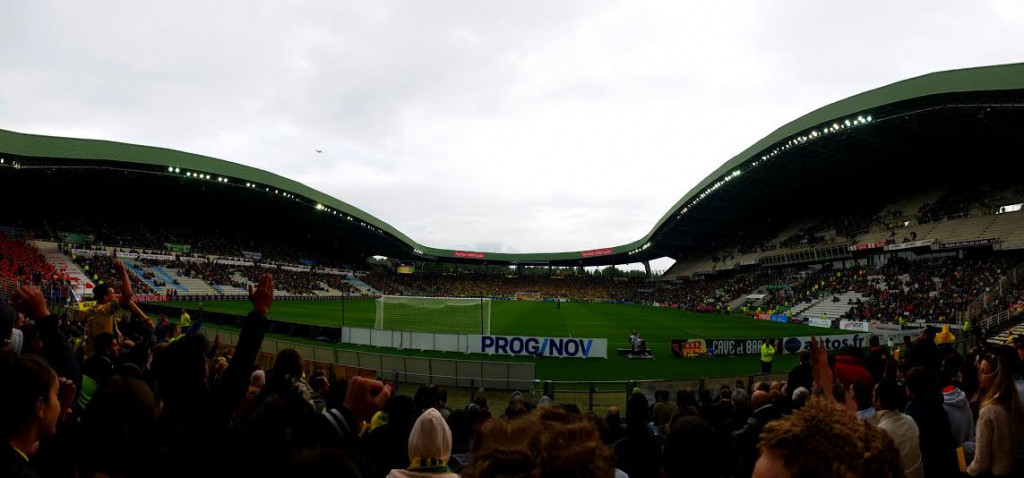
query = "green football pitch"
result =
(161, 299, 844, 381)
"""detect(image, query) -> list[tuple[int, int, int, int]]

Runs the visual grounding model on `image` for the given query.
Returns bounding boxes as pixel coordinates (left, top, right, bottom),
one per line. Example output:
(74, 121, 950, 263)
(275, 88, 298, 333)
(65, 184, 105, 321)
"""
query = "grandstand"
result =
(7, 63, 1024, 478)
(4, 63, 1024, 402)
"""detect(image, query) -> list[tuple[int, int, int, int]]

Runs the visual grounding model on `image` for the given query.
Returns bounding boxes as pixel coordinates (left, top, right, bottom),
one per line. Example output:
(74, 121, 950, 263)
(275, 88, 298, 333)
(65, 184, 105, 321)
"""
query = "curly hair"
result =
(461, 406, 616, 478)
(758, 398, 905, 478)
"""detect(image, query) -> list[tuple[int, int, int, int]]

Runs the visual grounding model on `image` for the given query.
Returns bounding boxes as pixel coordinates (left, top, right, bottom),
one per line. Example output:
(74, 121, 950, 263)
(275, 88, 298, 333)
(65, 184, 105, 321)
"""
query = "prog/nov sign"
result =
(469, 335, 608, 358)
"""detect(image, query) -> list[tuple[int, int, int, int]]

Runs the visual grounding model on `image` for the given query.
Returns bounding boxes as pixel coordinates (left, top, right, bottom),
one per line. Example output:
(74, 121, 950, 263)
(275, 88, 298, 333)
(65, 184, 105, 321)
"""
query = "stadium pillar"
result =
(643, 261, 651, 280)
(338, 292, 346, 343)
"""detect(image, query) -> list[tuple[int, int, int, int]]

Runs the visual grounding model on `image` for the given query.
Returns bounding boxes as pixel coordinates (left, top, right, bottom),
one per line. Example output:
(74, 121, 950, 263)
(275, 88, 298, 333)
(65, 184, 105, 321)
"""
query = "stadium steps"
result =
(798, 291, 865, 321)
(163, 269, 219, 295)
(987, 322, 1024, 346)
(208, 274, 249, 295)
(148, 265, 187, 293)
(727, 295, 750, 313)
(926, 215, 997, 243)
(984, 211, 1024, 248)
(123, 260, 169, 294)
(314, 282, 345, 296)
(31, 240, 93, 300)
(789, 296, 826, 318)
(348, 275, 378, 295)
(217, 285, 249, 295)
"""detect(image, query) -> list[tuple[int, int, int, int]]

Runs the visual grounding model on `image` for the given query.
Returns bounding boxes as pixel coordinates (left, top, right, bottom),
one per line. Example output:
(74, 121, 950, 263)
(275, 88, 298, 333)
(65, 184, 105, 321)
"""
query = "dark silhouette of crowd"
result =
(16, 273, 1018, 478)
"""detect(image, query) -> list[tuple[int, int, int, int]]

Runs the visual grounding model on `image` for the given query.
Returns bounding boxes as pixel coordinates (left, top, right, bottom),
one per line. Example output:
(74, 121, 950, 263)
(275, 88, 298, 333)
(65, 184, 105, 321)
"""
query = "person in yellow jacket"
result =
(761, 338, 778, 373)
(934, 324, 956, 344)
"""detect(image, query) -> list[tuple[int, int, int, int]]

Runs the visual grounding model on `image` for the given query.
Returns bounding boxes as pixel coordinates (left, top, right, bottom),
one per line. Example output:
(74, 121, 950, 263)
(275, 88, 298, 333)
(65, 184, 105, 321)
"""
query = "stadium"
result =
(4, 61, 1024, 476)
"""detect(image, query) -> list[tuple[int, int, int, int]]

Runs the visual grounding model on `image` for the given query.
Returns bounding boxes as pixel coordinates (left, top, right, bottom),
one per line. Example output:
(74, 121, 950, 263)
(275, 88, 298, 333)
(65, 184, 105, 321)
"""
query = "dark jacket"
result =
(906, 400, 960, 478)
(787, 361, 813, 393)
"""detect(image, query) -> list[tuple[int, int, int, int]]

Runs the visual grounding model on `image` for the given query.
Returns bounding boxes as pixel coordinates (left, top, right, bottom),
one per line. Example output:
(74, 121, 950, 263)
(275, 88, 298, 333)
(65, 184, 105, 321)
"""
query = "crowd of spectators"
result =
(361, 270, 644, 301)
(176, 260, 244, 289)
(47, 221, 349, 268)
(846, 255, 1017, 323)
(780, 211, 883, 248)
(72, 253, 155, 295)
(759, 268, 862, 314)
(0, 233, 57, 286)
(637, 273, 755, 312)
(9, 274, 1021, 478)
(167, 260, 358, 296)
(918, 189, 986, 224)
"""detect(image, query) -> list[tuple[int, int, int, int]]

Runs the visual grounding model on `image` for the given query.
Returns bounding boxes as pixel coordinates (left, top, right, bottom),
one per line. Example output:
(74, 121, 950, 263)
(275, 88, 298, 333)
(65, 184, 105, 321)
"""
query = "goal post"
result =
(375, 295, 491, 334)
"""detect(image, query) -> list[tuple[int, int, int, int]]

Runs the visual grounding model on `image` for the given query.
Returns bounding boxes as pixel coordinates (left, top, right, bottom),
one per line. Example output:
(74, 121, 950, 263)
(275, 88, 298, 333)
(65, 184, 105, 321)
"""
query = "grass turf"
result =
(161, 299, 843, 381)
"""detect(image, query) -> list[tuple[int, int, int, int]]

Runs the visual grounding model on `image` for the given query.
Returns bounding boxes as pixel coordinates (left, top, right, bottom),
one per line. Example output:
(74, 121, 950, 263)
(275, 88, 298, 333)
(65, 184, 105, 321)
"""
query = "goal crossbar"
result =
(375, 295, 491, 334)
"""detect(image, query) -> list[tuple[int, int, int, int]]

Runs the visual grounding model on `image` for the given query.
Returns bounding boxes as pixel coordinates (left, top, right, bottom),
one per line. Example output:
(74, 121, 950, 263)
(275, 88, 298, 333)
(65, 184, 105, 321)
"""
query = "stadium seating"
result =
(794, 291, 866, 322)
(31, 240, 93, 299)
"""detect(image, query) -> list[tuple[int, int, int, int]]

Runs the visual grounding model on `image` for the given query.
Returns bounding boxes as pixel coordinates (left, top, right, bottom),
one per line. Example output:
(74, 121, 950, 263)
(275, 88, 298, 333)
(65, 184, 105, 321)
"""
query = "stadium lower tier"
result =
(140, 299, 873, 381)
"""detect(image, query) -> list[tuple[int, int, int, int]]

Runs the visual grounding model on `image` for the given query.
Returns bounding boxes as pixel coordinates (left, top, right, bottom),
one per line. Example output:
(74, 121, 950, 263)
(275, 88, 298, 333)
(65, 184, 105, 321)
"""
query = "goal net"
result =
(514, 291, 541, 301)
(375, 295, 491, 334)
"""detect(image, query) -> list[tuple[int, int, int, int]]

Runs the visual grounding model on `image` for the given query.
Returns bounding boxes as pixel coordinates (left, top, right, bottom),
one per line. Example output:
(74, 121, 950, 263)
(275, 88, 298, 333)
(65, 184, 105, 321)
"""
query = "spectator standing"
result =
(874, 379, 924, 478)
(760, 338, 777, 373)
(786, 349, 812, 393)
(967, 352, 1024, 477)
(179, 308, 191, 331)
(84, 259, 133, 356)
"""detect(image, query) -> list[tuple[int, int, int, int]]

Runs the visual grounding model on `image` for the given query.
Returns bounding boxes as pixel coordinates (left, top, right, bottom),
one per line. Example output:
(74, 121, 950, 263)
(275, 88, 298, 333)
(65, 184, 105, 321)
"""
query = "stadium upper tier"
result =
(3, 62, 1024, 266)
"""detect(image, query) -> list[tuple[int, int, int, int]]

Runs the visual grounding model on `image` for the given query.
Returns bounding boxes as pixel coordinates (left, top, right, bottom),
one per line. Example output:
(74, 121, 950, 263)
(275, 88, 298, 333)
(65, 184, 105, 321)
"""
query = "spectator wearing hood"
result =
(940, 360, 976, 448)
(387, 408, 458, 478)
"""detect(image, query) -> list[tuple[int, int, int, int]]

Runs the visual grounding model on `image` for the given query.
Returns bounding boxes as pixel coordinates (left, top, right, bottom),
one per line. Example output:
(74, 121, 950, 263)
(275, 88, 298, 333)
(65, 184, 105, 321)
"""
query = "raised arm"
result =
(11, 285, 80, 387)
(114, 258, 133, 306)
(212, 274, 273, 417)
(810, 336, 834, 402)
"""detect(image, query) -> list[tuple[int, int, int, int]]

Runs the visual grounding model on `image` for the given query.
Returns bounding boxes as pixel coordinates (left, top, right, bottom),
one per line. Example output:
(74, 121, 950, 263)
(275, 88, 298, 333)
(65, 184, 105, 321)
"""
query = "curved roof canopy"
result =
(3, 62, 1024, 266)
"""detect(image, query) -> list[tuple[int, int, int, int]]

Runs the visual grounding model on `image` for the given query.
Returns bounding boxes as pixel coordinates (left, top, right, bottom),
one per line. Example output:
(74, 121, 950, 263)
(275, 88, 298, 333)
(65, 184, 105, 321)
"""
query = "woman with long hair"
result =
(967, 351, 1024, 477)
(0, 349, 61, 477)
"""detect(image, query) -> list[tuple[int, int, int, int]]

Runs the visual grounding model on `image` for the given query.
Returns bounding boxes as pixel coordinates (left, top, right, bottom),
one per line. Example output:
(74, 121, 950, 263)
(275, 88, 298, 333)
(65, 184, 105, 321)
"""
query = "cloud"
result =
(2, 0, 1023, 271)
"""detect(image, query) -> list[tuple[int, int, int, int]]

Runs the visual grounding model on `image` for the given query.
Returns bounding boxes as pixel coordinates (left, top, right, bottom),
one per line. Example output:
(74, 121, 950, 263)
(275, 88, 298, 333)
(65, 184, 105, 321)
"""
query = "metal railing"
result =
(979, 306, 1024, 331)
(962, 260, 1024, 324)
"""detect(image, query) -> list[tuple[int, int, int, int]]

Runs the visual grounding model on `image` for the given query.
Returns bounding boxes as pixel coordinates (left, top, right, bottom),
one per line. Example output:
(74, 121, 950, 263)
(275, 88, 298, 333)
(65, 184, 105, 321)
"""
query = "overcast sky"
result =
(3, 1, 1023, 271)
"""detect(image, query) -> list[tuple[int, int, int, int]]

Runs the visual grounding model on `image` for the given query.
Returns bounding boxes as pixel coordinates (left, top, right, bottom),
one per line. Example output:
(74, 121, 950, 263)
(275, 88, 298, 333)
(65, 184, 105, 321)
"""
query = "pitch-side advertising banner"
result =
(839, 320, 870, 332)
(807, 318, 832, 328)
(709, 333, 900, 356)
(870, 322, 903, 333)
(671, 339, 708, 357)
(705, 338, 773, 356)
(115, 251, 175, 261)
(780, 334, 873, 354)
(884, 239, 935, 251)
(469, 335, 607, 359)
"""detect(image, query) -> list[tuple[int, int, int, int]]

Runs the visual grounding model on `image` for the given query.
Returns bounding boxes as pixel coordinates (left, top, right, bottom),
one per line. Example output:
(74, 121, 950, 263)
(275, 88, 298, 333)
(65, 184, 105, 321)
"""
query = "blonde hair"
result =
(979, 354, 1024, 430)
(461, 407, 615, 478)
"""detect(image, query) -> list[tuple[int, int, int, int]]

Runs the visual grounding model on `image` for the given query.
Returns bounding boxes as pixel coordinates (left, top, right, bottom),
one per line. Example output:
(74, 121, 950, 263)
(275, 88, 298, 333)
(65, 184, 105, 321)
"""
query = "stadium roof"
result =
(3, 62, 1024, 267)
